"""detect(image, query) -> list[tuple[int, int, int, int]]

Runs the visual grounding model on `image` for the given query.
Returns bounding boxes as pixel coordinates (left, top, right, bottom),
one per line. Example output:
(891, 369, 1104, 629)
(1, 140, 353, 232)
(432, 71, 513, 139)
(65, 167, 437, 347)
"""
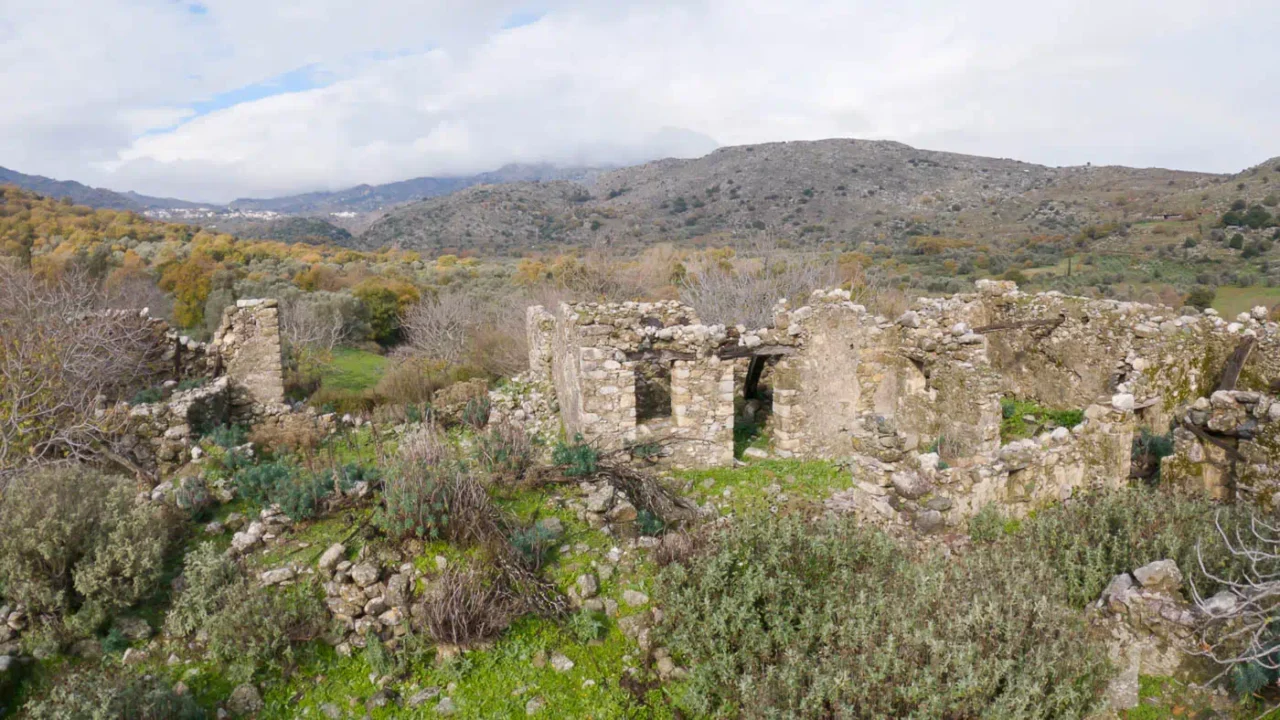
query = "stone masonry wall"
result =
(538, 300, 735, 467)
(212, 298, 286, 422)
(1162, 390, 1280, 503)
(527, 281, 1280, 520)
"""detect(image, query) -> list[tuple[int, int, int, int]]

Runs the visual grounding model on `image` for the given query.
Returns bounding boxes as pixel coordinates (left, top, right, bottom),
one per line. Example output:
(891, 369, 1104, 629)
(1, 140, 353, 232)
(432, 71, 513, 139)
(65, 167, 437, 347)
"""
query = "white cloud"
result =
(2, 0, 1278, 202)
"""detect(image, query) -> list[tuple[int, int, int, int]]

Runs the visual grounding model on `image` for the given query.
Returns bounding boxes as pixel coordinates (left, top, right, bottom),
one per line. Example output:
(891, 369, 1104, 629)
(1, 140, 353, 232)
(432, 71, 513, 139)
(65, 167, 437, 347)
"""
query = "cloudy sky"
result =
(2, 0, 1277, 202)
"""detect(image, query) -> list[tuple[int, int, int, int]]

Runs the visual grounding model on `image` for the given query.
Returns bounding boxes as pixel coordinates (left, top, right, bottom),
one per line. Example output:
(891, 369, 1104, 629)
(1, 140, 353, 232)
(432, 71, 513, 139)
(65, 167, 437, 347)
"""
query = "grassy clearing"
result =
(320, 347, 388, 393)
(675, 459, 848, 516)
(1212, 286, 1280, 319)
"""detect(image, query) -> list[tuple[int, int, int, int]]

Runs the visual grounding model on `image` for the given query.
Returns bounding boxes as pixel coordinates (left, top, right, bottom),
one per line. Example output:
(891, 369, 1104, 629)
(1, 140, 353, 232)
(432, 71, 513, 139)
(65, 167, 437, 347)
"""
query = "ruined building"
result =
(119, 299, 292, 475)
(505, 281, 1280, 530)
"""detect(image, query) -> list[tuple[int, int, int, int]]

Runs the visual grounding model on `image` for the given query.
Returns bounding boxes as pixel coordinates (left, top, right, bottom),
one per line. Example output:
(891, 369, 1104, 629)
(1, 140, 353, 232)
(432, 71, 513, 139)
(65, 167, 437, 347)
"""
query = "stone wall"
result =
(536, 300, 735, 468)
(114, 298, 289, 477)
(525, 281, 1280, 517)
(1162, 390, 1280, 503)
(212, 299, 287, 422)
(827, 401, 1133, 534)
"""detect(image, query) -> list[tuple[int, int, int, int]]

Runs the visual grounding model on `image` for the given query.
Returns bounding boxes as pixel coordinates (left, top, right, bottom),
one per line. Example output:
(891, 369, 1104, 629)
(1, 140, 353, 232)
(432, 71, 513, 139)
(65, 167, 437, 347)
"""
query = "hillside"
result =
(0, 165, 202, 211)
(229, 163, 609, 215)
(359, 139, 1229, 254)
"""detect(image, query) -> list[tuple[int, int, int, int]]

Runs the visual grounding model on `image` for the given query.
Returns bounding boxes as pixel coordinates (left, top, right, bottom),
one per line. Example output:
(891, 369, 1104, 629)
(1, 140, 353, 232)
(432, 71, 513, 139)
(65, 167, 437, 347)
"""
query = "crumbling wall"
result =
(122, 377, 232, 474)
(1162, 390, 1280, 503)
(540, 300, 735, 467)
(828, 402, 1133, 533)
(527, 281, 1280, 519)
(212, 299, 286, 422)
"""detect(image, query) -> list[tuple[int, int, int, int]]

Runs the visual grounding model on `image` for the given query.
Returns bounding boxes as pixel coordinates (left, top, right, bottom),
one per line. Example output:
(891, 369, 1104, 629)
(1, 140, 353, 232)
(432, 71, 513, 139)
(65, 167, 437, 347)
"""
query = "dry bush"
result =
(401, 291, 481, 366)
(856, 283, 910, 319)
(421, 565, 525, 646)
(247, 415, 326, 458)
(680, 254, 839, 328)
(397, 424, 451, 466)
(0, 265, 167, 479)
(377, 452, 504, 547)
(373, 355, 478, 407)
(279, 295, 348, 352)
(1191, 513, 1280, 694)
(401, 291, 529, 378)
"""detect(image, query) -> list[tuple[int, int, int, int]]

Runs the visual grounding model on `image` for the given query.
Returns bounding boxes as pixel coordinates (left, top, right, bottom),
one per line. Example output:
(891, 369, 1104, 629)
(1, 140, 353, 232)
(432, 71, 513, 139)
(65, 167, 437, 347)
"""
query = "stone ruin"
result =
(508, 280, 1280, 529)
(118, 298, 290, 475)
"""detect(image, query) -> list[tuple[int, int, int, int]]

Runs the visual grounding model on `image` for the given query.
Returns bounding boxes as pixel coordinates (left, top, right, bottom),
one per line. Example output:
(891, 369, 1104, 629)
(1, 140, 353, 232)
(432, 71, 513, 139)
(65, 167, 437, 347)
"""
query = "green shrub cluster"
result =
(474, 421, 536, 482)
(232, 460, 350, 520)
(0, 468, 173, 628)
(552, 434, 598, 476)
(1013, 487, 1249, 607)
(164, 541, 328, 682)
(657, 515, 1111, 718)
(164, 542, 241, 637)
(204, 579, 329, 682)
(23, 670, 204, 720)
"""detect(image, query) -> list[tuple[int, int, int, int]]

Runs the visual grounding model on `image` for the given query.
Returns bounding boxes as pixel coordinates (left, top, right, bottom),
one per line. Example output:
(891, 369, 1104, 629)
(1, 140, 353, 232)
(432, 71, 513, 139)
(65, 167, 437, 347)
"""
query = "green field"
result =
(320, 347, 388, 392)
(1212, 286, 1280, 319)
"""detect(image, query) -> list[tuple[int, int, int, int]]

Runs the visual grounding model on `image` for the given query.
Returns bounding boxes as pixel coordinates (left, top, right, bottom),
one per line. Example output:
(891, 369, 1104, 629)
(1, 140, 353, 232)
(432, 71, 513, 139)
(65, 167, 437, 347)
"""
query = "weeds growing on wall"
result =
(1000, 397, 1085, 442)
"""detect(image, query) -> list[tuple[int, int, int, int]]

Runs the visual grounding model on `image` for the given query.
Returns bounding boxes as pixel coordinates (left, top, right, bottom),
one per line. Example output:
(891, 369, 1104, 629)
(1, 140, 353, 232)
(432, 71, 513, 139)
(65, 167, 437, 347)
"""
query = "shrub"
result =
(567, 609, 606, 643)
(1013, 487, 1249, 607)
(165, 542, 242, 637)
(204, 423, 247, 449)
(308, 386, 379, 415)
(508, 524, 559, 571)
(637, 509, 666, 537)
(656, 515, 1111, 718)
(232, 460, 296, 506)
(461, 395, 491, 430)
(473, 421, 535, 483)
(1186, 284, 1217, 309)
(373, 356, 454, 406)
(0, 467, 171, 621)
(232, 460, 342, 520)
(130, 386, 165, 405)
(422, 566, 520, 646)
(552, 435, 598, 476)
(24, 670, 204, 720)
(968, 503, 1006, 543)
(376, 462, 497, 545)
(204, 580, 329, 682)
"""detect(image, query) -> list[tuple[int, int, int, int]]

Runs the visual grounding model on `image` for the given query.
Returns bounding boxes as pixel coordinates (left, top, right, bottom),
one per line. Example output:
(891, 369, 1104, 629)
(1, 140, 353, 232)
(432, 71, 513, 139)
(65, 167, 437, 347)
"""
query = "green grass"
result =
(999, 397, 1084, 443)
(675, 459, 849, 516)
(1212, 286, 1280, 319)
(246, 618, 666, 719)
(320, 347, 388, 393)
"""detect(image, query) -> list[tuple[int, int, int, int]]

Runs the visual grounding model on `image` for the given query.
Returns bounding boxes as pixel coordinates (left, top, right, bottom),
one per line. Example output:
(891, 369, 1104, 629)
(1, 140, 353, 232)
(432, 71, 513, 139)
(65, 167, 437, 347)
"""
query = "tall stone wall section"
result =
(212, 298, 286, 422)
(537, 300, 734, 468)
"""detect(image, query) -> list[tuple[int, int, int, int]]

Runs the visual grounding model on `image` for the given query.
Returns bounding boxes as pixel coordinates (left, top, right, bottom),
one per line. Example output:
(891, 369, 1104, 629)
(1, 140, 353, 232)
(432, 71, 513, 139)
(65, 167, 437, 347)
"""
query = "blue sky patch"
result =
(502, 9, 544, 29)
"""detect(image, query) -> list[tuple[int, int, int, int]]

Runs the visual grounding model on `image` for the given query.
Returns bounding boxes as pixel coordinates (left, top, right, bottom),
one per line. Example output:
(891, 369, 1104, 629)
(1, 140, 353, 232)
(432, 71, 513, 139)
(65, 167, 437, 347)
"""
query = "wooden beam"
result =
(717, 344, 797, 360)
(1180, 419, 1245, 463)
(743, 356, 767, 400)
(624, 349, 696, 363)
(1216, 336, 1256, 392)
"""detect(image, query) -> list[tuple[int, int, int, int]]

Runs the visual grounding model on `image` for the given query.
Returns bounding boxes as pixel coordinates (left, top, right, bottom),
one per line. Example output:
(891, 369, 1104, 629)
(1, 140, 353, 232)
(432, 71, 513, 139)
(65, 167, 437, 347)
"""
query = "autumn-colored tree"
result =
(158, 255, 215, 328)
